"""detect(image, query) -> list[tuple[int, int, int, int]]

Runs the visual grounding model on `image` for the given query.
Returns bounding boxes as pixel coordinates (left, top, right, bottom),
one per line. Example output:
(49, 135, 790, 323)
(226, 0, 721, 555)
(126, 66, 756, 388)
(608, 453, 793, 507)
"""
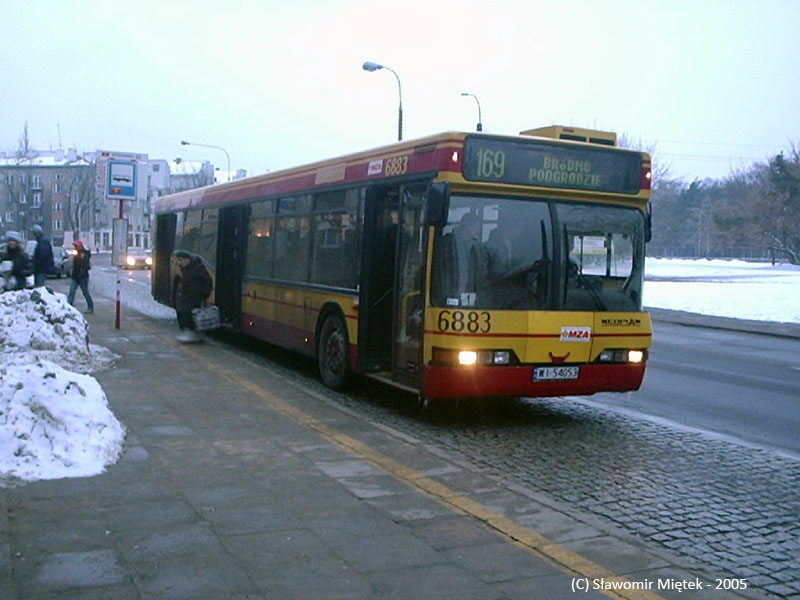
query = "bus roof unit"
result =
(520, 125, 617, 147)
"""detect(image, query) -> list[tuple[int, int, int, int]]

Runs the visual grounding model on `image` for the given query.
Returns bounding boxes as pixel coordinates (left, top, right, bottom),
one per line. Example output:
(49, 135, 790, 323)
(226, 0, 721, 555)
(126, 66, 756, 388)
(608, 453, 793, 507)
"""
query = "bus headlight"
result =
(627, 350, 645, 364)
(598, 349, 618, 362)
(433, 348, 517, 367)
(458, 351, 478, 366)
(492, 351, 511, 365)
(596, 349, 647, 363)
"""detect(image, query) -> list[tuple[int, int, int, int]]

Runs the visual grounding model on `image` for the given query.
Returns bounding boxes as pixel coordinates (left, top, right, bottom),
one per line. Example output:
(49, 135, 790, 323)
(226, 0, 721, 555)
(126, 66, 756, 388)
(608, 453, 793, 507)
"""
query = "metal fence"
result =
(647, 246, 791, 263)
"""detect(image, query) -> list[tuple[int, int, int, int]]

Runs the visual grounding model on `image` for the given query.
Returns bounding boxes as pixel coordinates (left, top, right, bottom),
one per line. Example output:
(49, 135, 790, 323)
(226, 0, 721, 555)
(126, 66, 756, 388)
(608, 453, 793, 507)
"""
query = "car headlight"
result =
(145, 257, 153, 265)
(126, 256, 135, 266)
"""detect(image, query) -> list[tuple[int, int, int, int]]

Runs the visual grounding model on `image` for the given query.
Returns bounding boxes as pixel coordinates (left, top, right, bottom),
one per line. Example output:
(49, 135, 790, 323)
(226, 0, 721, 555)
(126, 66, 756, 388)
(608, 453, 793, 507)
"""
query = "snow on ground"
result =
(0, 288, 124, 487)
(644, 258, 800, 324)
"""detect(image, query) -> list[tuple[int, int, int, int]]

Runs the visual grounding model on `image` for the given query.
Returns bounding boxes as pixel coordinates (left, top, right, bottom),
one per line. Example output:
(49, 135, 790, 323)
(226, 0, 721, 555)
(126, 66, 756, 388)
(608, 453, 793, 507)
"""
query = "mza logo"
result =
(560, 326, 592, 342)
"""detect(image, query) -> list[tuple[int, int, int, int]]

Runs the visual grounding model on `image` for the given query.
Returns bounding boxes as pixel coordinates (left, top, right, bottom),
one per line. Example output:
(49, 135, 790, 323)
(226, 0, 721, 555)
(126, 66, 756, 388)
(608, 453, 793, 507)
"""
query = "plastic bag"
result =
(191, 305, 221, 331)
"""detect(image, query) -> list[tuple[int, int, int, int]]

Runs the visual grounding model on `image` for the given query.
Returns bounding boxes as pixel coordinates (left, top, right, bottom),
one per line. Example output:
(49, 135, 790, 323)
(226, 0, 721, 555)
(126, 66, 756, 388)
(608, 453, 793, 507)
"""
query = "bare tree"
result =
(617, 133, 672, 188)
(64, 159, 96, 237)
(169, 160, 214, 193)
(761, 145, 800, 263)
(15, 122, 34, 162)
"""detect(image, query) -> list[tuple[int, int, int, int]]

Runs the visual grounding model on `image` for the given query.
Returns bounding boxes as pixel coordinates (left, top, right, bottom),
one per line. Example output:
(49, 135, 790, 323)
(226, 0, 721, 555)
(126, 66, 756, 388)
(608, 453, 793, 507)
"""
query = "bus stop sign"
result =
(107, 160, 137, 200)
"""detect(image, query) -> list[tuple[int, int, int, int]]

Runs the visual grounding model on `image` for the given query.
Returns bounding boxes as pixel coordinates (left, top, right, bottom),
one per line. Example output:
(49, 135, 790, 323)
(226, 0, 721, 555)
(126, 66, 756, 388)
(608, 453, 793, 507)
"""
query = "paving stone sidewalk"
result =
(0, 296, 774, 600)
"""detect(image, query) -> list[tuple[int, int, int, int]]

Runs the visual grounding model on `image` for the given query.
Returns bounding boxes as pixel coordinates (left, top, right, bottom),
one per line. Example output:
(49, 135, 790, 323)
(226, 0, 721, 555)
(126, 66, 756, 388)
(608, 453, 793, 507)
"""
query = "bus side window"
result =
(180, 209, 203, 256)
(274, 194, 312, 282)
(310, 189, 361, 289)
(245, 199, 275, 279)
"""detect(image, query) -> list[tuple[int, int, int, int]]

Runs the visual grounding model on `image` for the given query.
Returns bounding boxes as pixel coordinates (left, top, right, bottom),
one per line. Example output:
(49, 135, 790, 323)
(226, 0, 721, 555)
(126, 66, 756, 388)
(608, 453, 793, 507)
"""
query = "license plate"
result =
(533, 366, 579, 381)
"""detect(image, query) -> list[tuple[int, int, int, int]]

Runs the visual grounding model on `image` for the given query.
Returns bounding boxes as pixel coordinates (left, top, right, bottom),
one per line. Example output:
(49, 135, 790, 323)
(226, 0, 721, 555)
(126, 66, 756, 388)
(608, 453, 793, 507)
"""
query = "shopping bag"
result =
(191, 305, 221, 331)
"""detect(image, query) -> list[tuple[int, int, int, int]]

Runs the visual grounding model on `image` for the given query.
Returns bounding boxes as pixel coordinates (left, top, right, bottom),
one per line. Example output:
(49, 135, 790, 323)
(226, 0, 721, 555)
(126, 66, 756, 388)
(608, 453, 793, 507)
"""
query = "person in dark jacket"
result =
(0, 231, 33, 291)
(31, 224, 55, 286)
(67, 240, 94, 314)
(173, 250, 213, 342)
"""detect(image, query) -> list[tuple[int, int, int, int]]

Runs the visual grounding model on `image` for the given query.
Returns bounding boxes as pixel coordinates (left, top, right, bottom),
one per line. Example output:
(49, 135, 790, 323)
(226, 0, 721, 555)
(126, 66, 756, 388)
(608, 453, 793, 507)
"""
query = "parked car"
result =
(124, 249, 152, 270)
(50, 246, 73, 278)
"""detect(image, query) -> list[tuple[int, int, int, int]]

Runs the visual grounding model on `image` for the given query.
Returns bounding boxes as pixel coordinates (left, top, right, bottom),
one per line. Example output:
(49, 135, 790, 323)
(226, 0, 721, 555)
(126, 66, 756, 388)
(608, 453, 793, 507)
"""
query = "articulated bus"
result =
(152, 125, 652, 401)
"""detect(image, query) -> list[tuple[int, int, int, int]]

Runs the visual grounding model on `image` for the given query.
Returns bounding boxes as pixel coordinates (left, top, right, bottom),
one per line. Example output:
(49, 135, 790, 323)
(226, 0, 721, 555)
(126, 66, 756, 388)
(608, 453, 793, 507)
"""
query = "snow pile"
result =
(0, 287, 116, 372)
(0, 359, 125, 480)
(0, 288, 124, 486)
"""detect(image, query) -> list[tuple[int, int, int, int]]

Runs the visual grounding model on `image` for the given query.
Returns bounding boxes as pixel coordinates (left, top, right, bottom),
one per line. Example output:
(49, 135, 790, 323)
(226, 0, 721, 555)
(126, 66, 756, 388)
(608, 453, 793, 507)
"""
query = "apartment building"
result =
(1, 149, 241, 250)
(0, 149, 94, 247)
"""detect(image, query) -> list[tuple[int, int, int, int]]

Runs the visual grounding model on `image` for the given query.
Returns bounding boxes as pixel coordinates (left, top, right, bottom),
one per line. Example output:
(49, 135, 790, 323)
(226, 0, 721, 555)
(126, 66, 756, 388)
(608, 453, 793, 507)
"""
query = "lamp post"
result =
(180, 140, 231, 182)
(362, 61, 403, 141)
(460, 92, 483, 132)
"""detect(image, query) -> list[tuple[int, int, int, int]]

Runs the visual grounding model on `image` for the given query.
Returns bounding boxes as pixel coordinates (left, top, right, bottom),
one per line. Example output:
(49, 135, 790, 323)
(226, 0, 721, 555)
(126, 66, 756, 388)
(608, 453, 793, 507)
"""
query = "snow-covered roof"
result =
(0, 149, 95, 167)
(168, 160, 209, 175)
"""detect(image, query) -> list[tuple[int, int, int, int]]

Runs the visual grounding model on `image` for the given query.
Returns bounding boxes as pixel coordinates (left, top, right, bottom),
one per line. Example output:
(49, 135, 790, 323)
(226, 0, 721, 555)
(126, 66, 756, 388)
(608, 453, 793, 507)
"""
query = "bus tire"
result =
(317, 313, 349, 390)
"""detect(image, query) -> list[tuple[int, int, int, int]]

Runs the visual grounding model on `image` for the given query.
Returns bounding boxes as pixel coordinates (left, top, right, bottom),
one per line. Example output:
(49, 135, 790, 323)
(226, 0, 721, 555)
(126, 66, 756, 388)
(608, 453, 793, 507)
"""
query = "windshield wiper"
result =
(572, 265, 606, 311)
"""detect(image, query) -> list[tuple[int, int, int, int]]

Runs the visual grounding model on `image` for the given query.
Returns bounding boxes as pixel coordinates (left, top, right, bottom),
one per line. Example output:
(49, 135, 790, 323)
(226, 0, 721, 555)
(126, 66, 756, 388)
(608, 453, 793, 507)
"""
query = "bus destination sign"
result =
(462, 137, 641, 194)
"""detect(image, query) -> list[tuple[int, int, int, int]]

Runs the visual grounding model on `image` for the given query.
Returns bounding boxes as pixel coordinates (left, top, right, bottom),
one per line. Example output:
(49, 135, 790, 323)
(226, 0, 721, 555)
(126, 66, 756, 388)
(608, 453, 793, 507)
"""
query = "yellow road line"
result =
(136, 321, 668, 600)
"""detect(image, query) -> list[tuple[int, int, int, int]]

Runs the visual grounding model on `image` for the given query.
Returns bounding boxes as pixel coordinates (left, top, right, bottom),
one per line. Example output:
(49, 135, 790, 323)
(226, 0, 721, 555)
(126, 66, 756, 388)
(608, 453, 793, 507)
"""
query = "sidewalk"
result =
(0, 293, 766, 599)
(648, 307, 800, 339)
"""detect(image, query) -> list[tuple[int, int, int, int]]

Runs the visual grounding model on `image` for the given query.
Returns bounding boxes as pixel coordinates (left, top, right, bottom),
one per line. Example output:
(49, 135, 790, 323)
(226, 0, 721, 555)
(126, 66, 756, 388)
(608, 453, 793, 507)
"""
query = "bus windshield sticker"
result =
(463, 137, 641, 194)
(460, 292, 476, 307)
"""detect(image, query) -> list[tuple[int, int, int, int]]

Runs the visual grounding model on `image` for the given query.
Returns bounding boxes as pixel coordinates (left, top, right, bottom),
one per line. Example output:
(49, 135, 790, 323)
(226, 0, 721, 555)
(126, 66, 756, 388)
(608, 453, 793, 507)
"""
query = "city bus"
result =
(152, 125, 652, 401)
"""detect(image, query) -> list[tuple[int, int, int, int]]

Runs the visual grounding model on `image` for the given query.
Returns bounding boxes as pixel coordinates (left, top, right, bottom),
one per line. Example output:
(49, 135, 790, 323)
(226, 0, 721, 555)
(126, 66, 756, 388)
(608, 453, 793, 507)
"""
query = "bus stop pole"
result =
(115, 199, 122, 330)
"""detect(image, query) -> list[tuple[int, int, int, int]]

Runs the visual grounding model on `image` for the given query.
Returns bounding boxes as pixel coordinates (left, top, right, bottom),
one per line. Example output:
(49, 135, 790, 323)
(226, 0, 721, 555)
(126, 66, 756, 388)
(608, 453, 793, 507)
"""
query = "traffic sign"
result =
(107, 160, 137, 200)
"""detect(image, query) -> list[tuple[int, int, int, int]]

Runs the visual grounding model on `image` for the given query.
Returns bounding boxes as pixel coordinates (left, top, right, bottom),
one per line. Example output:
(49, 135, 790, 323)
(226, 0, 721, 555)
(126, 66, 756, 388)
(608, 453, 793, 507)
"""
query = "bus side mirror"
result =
(426, 182, 449, 227)
(645, 202, 653, 243)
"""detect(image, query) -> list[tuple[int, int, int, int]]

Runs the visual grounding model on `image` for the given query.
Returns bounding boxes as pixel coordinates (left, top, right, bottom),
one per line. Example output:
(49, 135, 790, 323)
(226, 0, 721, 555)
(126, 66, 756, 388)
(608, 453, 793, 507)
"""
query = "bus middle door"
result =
(216, 205, 248, 327)
(358, 188, 399, 373)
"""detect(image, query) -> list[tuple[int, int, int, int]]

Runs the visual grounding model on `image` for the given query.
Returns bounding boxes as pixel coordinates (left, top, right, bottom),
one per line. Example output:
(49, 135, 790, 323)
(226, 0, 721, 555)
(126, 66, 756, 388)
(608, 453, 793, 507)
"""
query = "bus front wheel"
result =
(317, 314, 349, 389)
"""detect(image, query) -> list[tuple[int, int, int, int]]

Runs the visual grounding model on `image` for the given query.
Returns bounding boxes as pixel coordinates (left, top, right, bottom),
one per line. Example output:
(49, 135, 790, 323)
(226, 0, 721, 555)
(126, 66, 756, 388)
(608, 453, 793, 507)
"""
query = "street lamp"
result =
(362, 61, 403, 141)
(180, 140, 231, 182)
(460, 92, 483, 132)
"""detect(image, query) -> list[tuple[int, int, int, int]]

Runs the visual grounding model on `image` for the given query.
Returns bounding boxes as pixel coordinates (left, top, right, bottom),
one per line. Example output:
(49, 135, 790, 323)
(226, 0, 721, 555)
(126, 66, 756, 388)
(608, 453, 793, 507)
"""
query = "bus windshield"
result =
(558, 203, 644, 312)
(431, 196, 644, 312)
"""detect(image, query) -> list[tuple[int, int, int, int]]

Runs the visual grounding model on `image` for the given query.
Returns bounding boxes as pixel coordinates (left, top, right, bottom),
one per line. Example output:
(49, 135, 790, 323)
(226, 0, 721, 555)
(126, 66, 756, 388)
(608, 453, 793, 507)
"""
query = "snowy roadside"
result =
(0, 288, 125, 488)
(645, 258, 800, 324)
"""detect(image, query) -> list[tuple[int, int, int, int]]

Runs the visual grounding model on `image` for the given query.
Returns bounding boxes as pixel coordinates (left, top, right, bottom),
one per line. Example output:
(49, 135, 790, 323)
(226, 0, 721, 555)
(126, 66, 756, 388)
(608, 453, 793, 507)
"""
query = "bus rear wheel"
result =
(317, 314, 349, 389)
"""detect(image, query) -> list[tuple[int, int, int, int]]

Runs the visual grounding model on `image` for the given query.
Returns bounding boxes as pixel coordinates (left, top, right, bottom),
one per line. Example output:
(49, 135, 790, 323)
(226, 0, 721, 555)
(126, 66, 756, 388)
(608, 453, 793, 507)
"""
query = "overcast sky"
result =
(2, 0, 798, 183)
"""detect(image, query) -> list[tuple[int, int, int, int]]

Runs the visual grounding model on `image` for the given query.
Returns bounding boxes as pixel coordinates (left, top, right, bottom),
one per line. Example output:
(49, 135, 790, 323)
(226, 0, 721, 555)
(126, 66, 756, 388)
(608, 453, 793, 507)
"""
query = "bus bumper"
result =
(421, 363, 646, 400)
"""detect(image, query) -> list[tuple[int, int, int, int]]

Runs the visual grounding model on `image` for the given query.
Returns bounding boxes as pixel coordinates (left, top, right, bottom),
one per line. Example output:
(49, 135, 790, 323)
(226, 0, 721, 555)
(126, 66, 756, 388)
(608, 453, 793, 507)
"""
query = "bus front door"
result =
(359, 185, 427, 390)
(391, 186, 427, 389)
(216, 205, 248, 327)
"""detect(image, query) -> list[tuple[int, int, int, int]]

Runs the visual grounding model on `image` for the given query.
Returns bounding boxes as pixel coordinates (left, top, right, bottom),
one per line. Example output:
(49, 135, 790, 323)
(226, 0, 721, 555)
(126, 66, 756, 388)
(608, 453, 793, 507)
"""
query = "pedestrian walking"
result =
(0, 231, 33, 292)
(173, 250, 213, 342)
(67, 240, 94, 314)
(31, 224, 55, 286)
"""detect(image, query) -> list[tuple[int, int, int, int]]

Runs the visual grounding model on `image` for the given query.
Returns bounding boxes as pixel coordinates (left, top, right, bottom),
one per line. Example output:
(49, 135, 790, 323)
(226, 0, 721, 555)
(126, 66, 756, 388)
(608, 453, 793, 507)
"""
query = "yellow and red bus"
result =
(152, 125, 652, 401)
